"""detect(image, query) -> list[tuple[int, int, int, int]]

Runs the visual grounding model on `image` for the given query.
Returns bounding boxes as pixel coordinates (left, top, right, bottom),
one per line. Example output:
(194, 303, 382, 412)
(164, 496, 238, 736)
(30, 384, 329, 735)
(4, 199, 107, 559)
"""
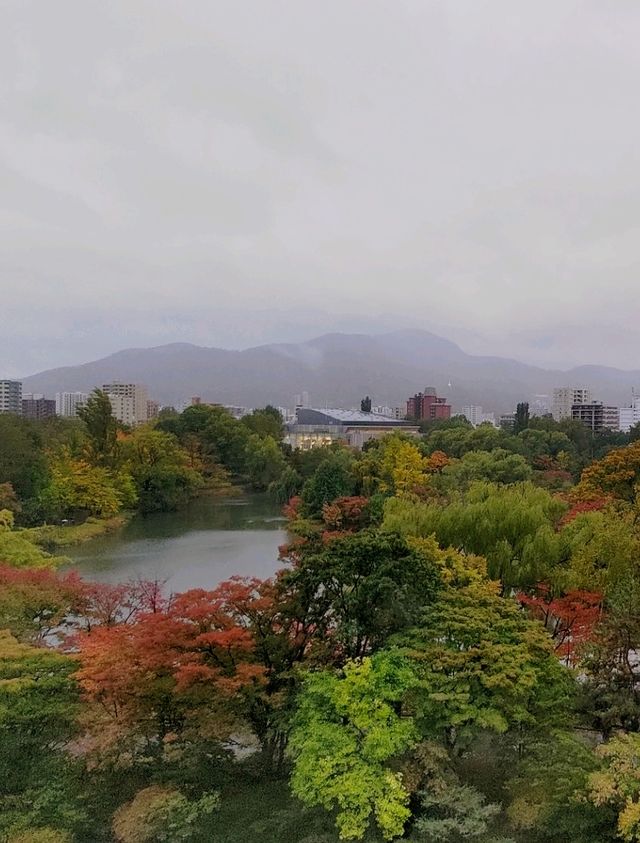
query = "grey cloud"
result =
(2, 0, 640, 376)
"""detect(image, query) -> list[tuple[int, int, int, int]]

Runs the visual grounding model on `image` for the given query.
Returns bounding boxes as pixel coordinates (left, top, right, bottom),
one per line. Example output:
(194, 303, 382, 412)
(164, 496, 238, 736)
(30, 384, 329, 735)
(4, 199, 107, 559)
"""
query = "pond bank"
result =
(24, 514, 131, 550)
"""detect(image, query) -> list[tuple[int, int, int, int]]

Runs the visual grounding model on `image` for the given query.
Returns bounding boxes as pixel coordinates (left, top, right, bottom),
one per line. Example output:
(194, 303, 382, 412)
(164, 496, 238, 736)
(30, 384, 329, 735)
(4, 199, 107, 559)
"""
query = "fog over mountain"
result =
(22, 330, 640, 415)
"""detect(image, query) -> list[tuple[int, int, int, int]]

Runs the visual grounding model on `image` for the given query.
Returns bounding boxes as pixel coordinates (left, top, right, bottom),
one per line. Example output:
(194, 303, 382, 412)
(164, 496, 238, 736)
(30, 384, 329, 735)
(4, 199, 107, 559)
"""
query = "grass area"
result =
(24, 515, 129, 550)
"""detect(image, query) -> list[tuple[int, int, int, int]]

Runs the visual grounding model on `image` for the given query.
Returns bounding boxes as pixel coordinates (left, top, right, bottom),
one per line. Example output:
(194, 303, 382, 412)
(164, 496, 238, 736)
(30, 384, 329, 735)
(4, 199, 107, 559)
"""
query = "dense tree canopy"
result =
(4, 409, 640, 840)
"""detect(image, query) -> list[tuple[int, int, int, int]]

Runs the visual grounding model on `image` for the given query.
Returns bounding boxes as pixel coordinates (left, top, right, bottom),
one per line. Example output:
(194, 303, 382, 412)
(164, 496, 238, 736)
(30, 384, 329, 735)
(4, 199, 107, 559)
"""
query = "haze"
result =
(2, 1, 640, 377)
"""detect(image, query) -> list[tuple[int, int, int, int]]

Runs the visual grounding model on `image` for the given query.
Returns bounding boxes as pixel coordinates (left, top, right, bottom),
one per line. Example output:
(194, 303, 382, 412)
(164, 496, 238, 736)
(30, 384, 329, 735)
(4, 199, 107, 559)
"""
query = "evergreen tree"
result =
(514, 401, 530, 434)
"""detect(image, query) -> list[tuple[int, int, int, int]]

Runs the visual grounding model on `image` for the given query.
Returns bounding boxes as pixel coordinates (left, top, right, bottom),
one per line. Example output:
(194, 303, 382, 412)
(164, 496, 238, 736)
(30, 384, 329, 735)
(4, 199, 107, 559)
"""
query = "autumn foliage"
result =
(518, 585, 603, 665)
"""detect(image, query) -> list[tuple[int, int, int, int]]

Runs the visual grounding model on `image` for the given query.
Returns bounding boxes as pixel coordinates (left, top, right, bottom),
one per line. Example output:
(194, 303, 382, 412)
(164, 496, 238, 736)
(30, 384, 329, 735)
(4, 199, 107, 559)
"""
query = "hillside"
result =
(22, 330, 640, 414)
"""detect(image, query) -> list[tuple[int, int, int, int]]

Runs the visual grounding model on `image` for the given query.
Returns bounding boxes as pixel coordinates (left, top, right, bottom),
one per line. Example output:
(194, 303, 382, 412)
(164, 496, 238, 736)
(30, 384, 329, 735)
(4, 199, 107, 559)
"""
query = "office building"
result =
(552, 387, 592, 421)
(55, 392, 89, 417)
(102, 383, 149, 426)
(286, 408, 419, 450)
(0, 380, 22, 415)
(22, 396, 56, 420)
(406, 387, 451, 422)
(571, 402, 619, 433)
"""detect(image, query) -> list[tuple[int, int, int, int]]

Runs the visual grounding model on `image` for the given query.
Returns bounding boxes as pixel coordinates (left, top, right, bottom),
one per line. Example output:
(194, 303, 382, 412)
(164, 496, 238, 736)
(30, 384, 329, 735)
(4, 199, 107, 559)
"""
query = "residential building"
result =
(55, 391, 89, 417)
(147, 400, 160, 420)
(22, 396, 56, 420)
(102, 383, 149, 426)
(286, 408, 419, 450)
(406, 387, 451, 422)
(499, 412, 516, 431)
(552, 387, 592, 421)
(530, 394, 551, 417)
(571, 402, 620, 433)
(619, 395, 640, 433)
(373, 405, 404, 419)
(461, 405, 496, 427)
(0, 380, 22, 415)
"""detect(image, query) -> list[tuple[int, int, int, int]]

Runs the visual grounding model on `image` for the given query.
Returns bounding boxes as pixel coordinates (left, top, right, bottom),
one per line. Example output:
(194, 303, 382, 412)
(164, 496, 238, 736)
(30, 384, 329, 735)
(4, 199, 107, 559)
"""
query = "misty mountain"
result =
(21, 330, 640, 414)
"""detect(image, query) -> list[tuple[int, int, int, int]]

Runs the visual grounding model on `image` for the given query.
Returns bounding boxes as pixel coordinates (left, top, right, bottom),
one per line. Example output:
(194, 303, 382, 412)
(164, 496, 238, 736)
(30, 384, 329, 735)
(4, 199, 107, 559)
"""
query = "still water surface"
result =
(65, 495, 287, 592)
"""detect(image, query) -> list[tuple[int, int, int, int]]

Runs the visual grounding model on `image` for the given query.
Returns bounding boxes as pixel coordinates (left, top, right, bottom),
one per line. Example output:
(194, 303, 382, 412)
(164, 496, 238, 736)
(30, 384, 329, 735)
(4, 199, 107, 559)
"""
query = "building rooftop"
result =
(296, 408, 413, 426)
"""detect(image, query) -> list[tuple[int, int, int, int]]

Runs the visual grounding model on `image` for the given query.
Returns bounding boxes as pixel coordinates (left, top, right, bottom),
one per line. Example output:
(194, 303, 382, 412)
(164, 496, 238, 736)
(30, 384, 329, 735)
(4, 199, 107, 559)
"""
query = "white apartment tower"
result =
(55, 392, 89, 417)
(552, 387, 592, 421)
(620, 394, 640, 433)
(102, 383, 149, 426)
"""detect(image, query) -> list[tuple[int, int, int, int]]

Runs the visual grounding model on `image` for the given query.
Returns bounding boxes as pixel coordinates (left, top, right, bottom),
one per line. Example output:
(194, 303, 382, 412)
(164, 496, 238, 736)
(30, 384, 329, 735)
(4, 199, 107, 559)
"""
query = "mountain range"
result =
(21, 330, 640, 414)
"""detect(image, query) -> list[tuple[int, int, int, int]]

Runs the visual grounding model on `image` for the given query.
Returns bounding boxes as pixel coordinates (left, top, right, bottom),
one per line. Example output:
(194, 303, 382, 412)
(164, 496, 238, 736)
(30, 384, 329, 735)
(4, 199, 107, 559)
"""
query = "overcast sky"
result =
(2, 0, 640, 376)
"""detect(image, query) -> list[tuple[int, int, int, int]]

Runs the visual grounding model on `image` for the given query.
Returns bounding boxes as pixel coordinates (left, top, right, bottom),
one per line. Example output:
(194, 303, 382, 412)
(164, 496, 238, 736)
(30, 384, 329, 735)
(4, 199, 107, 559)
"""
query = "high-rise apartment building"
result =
(0, 380, 22, 415)
(55, 392, 89, 417)
(102, 383, 149, 426)
(406, 387, 451, 422)
(22, 395, 56, 420)
(552, 387, 592, 421)
(571, 402, 619, 433)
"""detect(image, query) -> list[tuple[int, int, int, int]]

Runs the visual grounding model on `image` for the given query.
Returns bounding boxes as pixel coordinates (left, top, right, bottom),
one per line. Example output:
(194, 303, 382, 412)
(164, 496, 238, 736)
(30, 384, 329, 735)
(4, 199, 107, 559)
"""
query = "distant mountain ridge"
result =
(21, 330, 640, 414)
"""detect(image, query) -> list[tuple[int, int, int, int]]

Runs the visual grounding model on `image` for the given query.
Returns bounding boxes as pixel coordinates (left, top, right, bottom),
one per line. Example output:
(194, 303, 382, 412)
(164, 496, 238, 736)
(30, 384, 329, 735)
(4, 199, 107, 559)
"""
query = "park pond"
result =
(64, 494, 287, 592)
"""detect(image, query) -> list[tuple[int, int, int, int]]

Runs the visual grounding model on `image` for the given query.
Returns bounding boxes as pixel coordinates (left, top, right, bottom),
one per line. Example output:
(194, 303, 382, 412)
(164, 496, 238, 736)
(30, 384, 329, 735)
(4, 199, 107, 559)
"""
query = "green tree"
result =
(245, 434, 288, 491)
(281, 530, 441, 659)
(396, 580, 573, 746)
(0, 630, 84, 840)
(360, 396, 372, 413)
(289, 652, 417, 841)
(77, 389, 117, 466)
(579, 574, 640, 736)
(268, 465, 302, 504)
(0, 415, 49, 515)
(242, 406, 284, 440)
(301, 450, 357, 517)
(413, 778, 500, 841)
(507, 732, 614, 842)
(120, 427, 202, 513)
(441, 449, 532, 487)
(383, 482, 566, 591)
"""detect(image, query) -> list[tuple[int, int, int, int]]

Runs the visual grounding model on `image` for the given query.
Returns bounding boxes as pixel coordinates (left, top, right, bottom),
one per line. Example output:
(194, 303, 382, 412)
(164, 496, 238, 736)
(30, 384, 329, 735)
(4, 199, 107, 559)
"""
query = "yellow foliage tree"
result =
(41, 449, 136, 519)
(380, 438, 429, 500)
(587, 733, 640, 841)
